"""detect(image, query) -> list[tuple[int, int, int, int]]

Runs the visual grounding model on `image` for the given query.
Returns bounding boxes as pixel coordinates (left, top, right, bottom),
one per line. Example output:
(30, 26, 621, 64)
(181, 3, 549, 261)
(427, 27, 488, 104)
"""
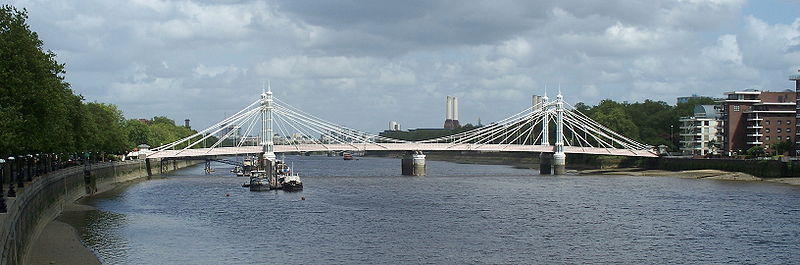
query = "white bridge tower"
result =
(261, 85, 276, 162)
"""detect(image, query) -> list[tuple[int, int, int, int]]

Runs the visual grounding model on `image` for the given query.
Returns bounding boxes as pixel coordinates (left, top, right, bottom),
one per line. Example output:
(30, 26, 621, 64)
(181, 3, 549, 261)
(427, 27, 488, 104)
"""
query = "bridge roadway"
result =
(147, 143, 658, 159)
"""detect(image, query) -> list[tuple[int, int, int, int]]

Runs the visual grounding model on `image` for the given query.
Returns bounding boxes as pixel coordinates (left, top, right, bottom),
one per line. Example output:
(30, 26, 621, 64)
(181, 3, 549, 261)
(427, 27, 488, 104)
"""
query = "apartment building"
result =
(679, 105, 721, 156)
(720, 89, 796, 155)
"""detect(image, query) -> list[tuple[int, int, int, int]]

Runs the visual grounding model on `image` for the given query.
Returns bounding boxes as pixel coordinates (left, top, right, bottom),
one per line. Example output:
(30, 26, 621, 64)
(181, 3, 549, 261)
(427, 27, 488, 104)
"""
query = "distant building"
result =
(443, 96, 460, 129)
(720, 89, 796, 155)
(219, 124, 241, 138)
(388, 121, 401, 131)
(137, 118, 152, 125)
(532, 95, 543, 107)
(677, 94, 703, 104)
(184, 119, 191, 128)
(792, 70, 800, 155)
(679, 105, 721, 156)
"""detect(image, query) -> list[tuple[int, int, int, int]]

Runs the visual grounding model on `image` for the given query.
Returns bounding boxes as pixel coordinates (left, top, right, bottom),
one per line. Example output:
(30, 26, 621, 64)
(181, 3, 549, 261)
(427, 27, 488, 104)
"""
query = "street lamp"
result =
(0, 158, 5, 193)
(670, 124, 674, 150)
(7, 156, 15, 197)
(17, 155, 24, 188)
(26, 154, 33, 182)
(0, 158, 5, 213)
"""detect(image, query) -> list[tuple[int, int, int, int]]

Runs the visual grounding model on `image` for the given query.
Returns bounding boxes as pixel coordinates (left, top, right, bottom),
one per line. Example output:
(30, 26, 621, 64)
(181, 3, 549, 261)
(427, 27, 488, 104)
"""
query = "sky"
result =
(8, 0, 800, 133)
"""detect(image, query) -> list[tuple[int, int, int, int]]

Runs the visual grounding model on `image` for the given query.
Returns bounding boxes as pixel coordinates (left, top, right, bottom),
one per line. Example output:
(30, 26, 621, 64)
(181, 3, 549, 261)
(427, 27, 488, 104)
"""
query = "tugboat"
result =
(248, 170, 271, 191)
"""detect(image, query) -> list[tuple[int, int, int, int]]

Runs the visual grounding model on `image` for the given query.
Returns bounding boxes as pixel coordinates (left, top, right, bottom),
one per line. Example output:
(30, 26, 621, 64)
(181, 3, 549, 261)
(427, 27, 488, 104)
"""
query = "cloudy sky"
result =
(10, 0, 800, 133)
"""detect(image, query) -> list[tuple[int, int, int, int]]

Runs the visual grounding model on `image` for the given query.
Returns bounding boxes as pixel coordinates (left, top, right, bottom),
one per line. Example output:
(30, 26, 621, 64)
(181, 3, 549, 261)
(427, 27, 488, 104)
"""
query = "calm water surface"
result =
(76, 156, 800, 264)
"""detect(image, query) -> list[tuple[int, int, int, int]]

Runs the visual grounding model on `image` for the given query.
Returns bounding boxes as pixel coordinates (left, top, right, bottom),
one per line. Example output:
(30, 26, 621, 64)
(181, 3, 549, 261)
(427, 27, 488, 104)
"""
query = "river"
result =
(68, 156, 800, 264)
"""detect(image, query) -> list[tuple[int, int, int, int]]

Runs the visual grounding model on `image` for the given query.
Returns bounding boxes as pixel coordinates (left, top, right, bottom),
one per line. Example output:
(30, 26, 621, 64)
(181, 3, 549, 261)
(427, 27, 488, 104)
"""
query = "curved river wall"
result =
(0, 158, 198, 265)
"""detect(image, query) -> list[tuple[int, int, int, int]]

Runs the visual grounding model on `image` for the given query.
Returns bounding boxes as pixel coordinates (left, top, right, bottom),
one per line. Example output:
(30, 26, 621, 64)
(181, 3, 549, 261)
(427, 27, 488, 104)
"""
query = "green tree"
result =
(746, 146, 765, 157)
(82, 102, 128, 153)
(0, 5, 83, 155)
(590, 107, 640, 142)
(123, 119, 152, 148)
(773, 140, 793, 156)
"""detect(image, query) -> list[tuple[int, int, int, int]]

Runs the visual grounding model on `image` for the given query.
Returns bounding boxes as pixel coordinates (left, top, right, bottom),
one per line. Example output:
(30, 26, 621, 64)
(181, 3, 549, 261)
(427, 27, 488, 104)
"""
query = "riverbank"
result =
(27, 203, 100, 265)
(24, 169, 179, 265)
(577, 168, 800, 186)
(0, 159, 200, 265)
(407, 152, 800, 185)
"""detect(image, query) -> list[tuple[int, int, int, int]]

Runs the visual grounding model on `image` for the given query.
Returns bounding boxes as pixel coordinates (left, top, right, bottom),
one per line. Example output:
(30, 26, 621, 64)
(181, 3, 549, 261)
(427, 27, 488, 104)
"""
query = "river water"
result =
(71, 156, 800, 264)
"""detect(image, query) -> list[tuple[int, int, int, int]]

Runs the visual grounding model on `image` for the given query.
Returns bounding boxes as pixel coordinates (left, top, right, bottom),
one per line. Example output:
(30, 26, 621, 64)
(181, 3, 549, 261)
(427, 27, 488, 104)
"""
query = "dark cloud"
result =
(8, 0, 800, 133)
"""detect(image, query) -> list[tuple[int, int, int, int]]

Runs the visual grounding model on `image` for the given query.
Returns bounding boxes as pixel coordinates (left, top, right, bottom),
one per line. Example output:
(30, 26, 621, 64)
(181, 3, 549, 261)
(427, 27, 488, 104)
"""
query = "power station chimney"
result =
(453, 97, 459, 121)
(533, 95, 542, 107)
(443, 95, 460, 129)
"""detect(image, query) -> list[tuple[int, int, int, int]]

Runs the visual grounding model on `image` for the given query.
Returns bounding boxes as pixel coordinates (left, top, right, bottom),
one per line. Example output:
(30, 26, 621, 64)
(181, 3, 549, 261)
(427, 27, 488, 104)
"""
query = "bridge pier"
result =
(553, 152, 566, 175)
(401, 151, 426, 176)
(539, 153, 552, 175)
(145, 158, 152, 177)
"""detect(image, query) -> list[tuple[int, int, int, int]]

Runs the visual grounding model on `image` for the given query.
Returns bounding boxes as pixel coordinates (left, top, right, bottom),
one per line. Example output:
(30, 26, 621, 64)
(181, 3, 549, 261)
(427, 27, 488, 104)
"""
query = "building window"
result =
(766, 136, 770, 141)
(766, 120, 771, 125)
(778, 128, 782, 133)
(789, 128, 793, 133)
(779, 120, 783, 125)
(788, 120, 792, 125)
(766, 128, 770, 133)
(704, 121, 709, 126)
(733, 105, 740, 112)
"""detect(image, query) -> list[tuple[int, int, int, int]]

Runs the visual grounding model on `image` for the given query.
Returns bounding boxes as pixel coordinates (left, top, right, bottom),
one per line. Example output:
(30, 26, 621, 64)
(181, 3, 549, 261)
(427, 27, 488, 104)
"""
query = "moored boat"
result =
(249, 170, 270, 191)
(343, 152, 354, 160)
(281, 174, 303, 192)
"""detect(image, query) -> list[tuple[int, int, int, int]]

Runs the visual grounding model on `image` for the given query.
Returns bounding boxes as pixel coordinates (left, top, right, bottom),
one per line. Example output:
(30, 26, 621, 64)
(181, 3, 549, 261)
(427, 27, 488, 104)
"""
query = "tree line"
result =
(0, 6, 195, 157)
(575, 97, 717, 149)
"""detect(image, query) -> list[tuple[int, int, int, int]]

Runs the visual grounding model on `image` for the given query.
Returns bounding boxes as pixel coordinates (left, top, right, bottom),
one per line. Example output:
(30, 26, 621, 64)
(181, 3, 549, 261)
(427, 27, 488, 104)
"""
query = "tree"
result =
(123, 119, 152, 148)
(773, 140, 793, 156)
(746, 146, 765, 157)
(82, 102, 128, 153)
(0, 5, 83, 154)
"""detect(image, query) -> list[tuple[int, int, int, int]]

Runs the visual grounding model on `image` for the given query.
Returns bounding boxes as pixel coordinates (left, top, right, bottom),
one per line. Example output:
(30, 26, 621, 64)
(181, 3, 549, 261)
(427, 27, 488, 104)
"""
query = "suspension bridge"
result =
(146, 86, 658, 174)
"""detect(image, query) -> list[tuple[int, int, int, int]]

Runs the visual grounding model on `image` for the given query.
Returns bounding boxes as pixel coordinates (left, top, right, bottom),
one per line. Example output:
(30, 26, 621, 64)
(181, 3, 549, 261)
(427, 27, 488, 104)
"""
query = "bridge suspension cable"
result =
(147, 89, 656, 159)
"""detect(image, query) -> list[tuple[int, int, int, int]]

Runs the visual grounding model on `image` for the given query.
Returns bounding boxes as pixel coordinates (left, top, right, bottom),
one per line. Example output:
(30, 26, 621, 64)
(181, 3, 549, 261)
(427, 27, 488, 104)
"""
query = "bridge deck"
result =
(147, 143, 658, 158)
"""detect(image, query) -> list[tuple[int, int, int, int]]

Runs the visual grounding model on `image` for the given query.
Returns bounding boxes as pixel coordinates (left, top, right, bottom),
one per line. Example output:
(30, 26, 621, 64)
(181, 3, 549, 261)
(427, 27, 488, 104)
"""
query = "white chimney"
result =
(445, 96, 453, 120)
(452, 96, 458, 121)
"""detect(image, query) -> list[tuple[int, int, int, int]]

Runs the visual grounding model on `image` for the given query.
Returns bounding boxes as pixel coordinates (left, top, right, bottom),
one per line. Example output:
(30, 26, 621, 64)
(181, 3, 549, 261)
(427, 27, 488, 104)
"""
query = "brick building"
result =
(720, 89, 796, 155)
(793, 72, 800, 155)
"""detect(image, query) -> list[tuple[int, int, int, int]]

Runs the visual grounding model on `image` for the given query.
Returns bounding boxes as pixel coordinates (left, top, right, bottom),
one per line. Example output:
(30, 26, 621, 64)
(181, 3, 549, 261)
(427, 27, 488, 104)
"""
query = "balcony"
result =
(747, 141, 763, 145)
(747, 116, 763, 121)
(747, 125, 763, 129)
(747, 133, 763, 137)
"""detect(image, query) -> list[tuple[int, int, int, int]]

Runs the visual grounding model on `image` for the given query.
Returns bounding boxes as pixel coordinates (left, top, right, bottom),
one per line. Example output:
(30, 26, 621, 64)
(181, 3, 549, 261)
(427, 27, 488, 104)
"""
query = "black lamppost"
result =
(0, 158, 6, 213)
(0, 158, 5, 194)
(34, 154, 40, 179)
(26, 154, 33, 182)
(7, 156, 16, 197)
(670, 124, 675, 149)
(17, 155, 24, 188)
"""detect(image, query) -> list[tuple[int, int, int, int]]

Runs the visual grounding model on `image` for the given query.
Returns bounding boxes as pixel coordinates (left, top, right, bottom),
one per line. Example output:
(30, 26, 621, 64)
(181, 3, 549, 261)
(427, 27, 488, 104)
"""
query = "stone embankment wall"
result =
(0, 158, 198, 265)
(650, 158, 800, 178)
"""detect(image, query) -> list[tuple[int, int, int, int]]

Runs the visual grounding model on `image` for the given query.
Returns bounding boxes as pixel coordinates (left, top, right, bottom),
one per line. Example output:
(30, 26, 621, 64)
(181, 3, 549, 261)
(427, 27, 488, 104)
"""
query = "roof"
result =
(693, 105, 719, 119)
